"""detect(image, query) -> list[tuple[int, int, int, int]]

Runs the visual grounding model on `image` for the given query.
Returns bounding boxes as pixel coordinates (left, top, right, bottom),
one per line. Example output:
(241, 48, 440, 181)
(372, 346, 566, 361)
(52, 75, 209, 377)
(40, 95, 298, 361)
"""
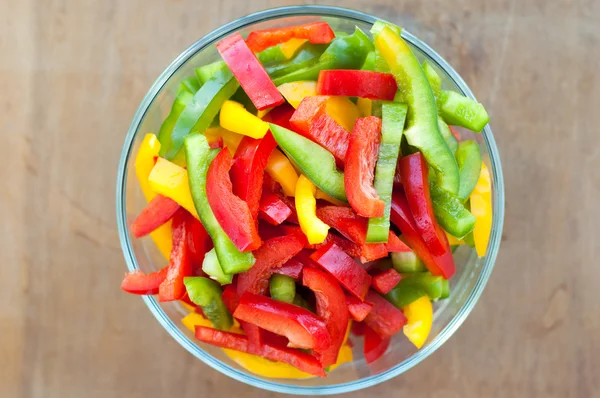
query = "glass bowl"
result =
(116, 5, 504, 395)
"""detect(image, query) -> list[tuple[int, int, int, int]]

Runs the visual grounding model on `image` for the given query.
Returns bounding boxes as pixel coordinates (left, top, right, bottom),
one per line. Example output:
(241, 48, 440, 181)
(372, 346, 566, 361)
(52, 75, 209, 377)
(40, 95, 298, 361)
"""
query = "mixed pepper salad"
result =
(121, 20, 492, 378)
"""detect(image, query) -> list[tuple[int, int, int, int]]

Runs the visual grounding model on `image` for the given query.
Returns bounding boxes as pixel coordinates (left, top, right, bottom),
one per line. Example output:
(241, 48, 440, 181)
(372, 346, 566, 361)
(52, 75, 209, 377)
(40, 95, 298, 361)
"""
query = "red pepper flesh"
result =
(159, 210, 193, 301)
(364, 325, 391, 364)
(246, 22, 335, 53)
(131, 194, 181, 238)
(259, 193, 293, 225)
(371, 268, 402, 294)
(263, 103, 296, 130)
(364, 290, 407, 338)
(346, 294, 374, 322)
(273, 257, 304, 279)
(187, 217, 212, 276)
(121, 267, 168, 295)
(217, 33, 284, 110)
(207, 148, 262, 252)
(317, 70, 398, 100)
(385, 230, 411, 253)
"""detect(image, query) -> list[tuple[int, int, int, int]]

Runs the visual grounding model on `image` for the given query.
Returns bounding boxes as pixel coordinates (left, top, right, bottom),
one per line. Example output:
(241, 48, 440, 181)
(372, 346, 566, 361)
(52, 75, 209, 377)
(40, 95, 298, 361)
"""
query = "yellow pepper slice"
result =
(315, 189, 347, 206)
(402, 296, 433, 349)
(356, 98, 373, 117)
(326, 96, 361, 132)
(148, 157, 199, 219)
(296, 175, 330, 244)
(220, 100, 269, 139)
(204, 126, 244, 155)
(134, 134, 172, 259)
(280, 38, 307, 59)
(277, 81, 317, 108)
(445, 232, 464, 246)
(470, 163, 492, 257)
(266, 149, 298, 197)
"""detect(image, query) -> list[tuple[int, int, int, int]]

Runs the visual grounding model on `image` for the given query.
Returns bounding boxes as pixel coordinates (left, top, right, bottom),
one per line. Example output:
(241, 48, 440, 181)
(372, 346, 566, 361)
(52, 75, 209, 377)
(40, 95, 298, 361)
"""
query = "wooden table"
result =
(2, 0, 599, 396)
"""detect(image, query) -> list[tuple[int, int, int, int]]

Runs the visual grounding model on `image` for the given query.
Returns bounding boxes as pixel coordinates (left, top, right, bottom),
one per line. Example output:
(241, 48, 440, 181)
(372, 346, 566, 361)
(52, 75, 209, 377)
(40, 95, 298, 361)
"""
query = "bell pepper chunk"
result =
(316, 70, 398, 100)
(270, 123, 347, 202)
(217, 33, 284, 111)
(390, 191, 456, 279)
(373, 25, 459, 195)
(131, 194, 180, 238)
(326, 96, 361, 133)
(346, 295, 374, 322)
(269, 274, 296, 304)
(233, 292, 331, 350)
(345, 116, 385, 218)
(277, 81, 317, 109)
(184, 277, 233, 330)
(259, 193, 292, 225)
(204, 127, 244, 155)
(265, 148, 299, 197)
(310, 241, 372, 300)
(371, 268, 402, 294)
(159, 210, 193, 302)
(470, 163, 493, 257)
(386, 231, 411, 252)
(364, 290, 407, 338)
(302, 267, 349, 367)
(185, 134, 255, 274)
(246, 22, 335, 53)
(279, 38, 308, 59)
(295, 175, 330, 245)
(187, 217, 211, 276)
(289, 96, 349, 167)
(207, 148, 262, 252)
(364, 324, 391, 364)
(438, 90, 490, 132)
(399, 152, 447, 255)
(262, 103, 296, 128)
(237, 234, 305, 296)
(430, 185, 476, 239)
(274, 258, 304, 279)
(455, 140, 483, 202)
(121, 267, 168, 295)
(219, 100, 270, 139)
(157, 91, 193, 163)
(149, 157, 198, 219)
(402, 295, 433, 349)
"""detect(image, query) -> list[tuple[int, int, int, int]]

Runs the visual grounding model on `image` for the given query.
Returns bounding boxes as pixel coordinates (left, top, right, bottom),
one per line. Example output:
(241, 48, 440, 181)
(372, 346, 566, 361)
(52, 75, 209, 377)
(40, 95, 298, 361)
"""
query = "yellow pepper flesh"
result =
(326, 96, 361, 132)
(296, 175, 330, 245)
(445, 232, 464, 246)
(280, 38, 307, 59)
(220, 100, 269, 139)
(402, 296, 433, 349)
(266, 149, 298, 197)
(315, 189, 347, 206)
(277, 81, 317, 108)
(148, 157, 199, 219)
(470, 163, 492, 257)
(204, 126, 244, 155)
(356, 98, 373, 117)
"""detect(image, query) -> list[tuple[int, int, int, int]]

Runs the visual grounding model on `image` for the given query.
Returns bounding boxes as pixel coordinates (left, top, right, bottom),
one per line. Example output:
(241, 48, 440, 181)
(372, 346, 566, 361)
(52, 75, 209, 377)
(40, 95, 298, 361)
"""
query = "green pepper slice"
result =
(157, 90, 193, 159)
(430, 185, 476, 239)
(184, 277, 233, 330)
(385, 272, 445, 308)
(455, 140, 483, 202)
(202, 248, 232, 285)
(391, 251, 427, 273)
(269, 274, 296, 304)
(177, 76, 202, 95)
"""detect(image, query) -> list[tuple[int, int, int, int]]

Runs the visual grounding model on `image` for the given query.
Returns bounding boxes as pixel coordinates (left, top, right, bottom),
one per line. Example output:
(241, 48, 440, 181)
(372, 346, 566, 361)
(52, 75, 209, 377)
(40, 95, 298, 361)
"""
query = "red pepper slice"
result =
(290, 96, 350, 167)
(221, 284, 240, 313)
(449, 125, 461, 141)
(393, 161, 403, 188)
(159, 210, 193, 302)
(309, 232, 363, 259)
(386, 231, 411, 253)
(302, 267, 349, 367)
(207, 148, 262, 252)
(263, 103, 296, 130)
(310, 241, 372, 300)
(371, 268, 402, 294)
(131, 194, 180, 238)
(231, 133, 278, 219)
(259, 193, 293, 225)
(390, 191, 456, 279)
(345, 116, 384, 218)
(364, 325, 391, 364)
(273, 257, 304, 279)
(351, 321, 366, 336)
(233, 292, 331, 350)
(363, 290, 407, 338)
(262, 171, 283, 194)
(345, 294, 374, 322)
(237, 233, 305, 296)
(217, 33, 284, 111)
(121, 267, 168, 295)
(187, 217, 212, 276)
(399, 152, 447, 255)
(221, 284, 264, 352)
(316, 70, 398, 100)
(246, 22, 335, 53)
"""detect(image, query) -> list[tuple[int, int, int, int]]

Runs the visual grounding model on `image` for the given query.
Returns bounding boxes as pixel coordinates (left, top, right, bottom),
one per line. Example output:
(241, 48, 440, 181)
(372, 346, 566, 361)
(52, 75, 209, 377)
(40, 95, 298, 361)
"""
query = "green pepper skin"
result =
(184, 277, 233, 330)
(158, 90, 193, 157)
(391, 251, 427, 273)
(202, 248, 233, 285)
(269, 274, 296, 304)
(266, 43, 327, 79)
(430, 185, 476, 239)
(385, 272, 445, 308)
(455, 140, 483, 202)
(439, 90, 490, 132)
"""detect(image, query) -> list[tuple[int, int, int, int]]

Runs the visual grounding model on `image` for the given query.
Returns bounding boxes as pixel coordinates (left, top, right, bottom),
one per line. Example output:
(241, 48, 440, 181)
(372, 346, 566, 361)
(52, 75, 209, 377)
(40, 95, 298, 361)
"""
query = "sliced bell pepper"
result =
(438, 90, 490, 132)
(259, 193, 292, 225)
(345, 116, 385, 218)
(295, 175, 330, 245)
(184, 277, 233, 330)
(279, 38, 308, 59)
(157, 91, 193, 163)
(356, 98, 372, 117)
(177, 75, 201, 95)
(148, 158, 197, 219)
(371, 268, 402, 294)
(402, 295, 433, 349)
(470, 163, 492, 257)
(364, 325, 391, 364)
(187, 216, 211, 275)
(390, 192, 456, 279)
(219, 100, 270, 139)
(266, 43, 327, 80)
(270, 274, 296, 304)
(399, 152, 447, 255)
(277, 81, 317, 108)
(364, 290, 407, 338)
(386, 272, 447, 309)
(310, 241, 372, 300)
(316, 70, 397, 100)
(430, 185, 476, 239)
(438, 117, 458, 154)
(422, 61, 442, 98)
(185, 134, 255, 274)
(367, 103, 407, 242)
(246, 22, 335, 53)
(202, 248, 232, 285)
(130, 194, 180, 238)
(265, 148, 299, 197)
(233, 292, 331, 350)
(325, 96, 361, 132)
(262, 103, 296, 129)
(159, 210, 193, 301)
(289, 96, 349, 167)
(361, 51, 376, 71)
(373, 25, 459, 195)
(207, 148, 262, 251)
(120, 267, 168, 295)
(237, 233, 305, 296)
(345, 294, 373, 322)
(315, 189, 346, 206)
(217, 33, 284, 111)
(204, 127, 244, 155)
(386, 231, 411, 253)
(230, 132, 278, 219)
(310, 232, 363, 260)
(455, 140, 483, 202)
(391, 250, 427, 273)
(269, 123, 347, 202)
(273, 258, 304, 279)
(302, 267, 348, 367)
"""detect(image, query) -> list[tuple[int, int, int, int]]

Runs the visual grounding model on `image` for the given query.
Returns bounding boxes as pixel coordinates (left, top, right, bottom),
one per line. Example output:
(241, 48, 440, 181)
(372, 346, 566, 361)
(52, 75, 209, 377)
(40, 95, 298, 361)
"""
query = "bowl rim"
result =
(116, 5, 505, 395)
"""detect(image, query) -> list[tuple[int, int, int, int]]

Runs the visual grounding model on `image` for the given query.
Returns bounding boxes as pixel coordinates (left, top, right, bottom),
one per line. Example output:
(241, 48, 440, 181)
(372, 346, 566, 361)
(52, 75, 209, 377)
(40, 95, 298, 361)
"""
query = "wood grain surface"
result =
(2, 0, 599, 397)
